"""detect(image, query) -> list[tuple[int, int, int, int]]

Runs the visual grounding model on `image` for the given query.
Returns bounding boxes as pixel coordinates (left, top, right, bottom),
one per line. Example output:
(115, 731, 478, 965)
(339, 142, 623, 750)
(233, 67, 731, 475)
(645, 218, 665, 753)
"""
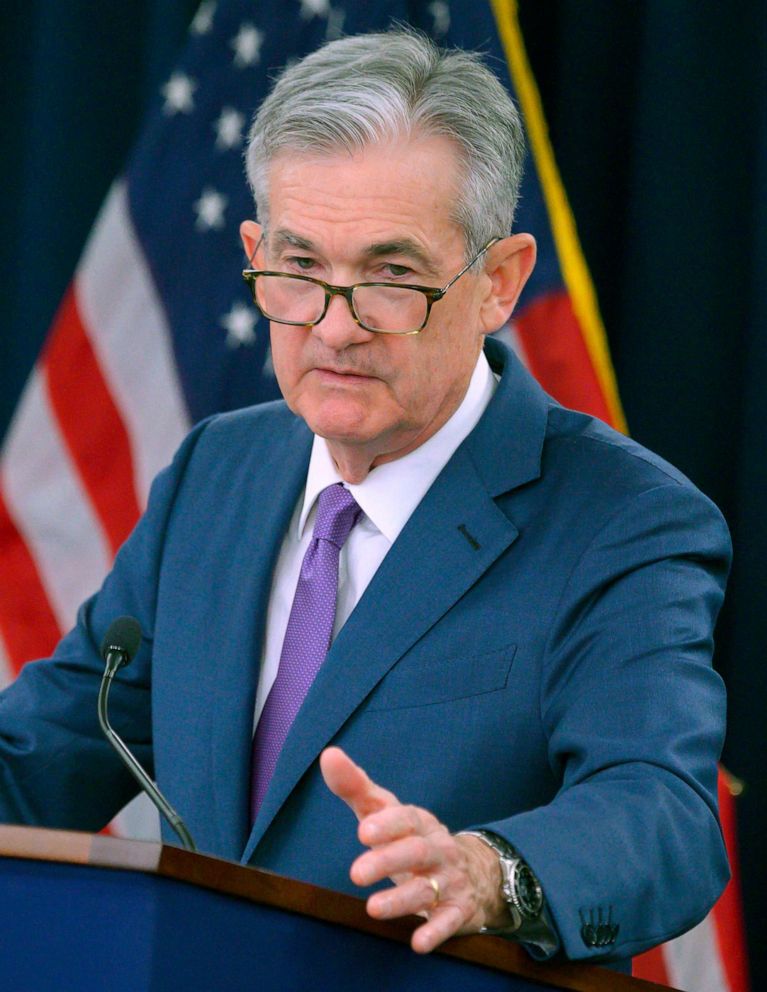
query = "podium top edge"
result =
(0, 825, 676, 992)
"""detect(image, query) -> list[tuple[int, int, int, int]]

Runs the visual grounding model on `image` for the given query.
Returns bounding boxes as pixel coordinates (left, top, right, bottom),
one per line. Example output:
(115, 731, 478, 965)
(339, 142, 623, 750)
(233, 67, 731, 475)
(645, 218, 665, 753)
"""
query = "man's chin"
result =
(300, 403, 379, 446)
(313, 421, 378, 447)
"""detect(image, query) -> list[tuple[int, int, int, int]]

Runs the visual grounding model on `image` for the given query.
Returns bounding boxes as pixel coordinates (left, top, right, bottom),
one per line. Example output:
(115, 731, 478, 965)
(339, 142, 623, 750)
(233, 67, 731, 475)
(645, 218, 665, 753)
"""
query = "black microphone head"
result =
(100, 616, 143, 666)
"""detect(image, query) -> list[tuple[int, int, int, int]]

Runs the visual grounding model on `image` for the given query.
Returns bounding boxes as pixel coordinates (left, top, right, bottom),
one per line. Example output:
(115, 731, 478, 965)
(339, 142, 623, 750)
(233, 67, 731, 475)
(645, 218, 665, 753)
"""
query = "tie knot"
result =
(313, 484, 362, 549)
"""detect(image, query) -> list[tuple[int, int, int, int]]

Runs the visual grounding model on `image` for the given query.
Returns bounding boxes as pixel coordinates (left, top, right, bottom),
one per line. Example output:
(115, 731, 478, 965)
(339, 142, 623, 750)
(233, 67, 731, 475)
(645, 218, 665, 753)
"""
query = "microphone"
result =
(98, 616, 196, 852)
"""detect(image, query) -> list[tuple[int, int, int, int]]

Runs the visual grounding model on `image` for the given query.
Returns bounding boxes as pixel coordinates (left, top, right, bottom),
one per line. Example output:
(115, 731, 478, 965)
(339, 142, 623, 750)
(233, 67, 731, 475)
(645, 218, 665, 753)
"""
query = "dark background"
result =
(2, 0, 765, 978)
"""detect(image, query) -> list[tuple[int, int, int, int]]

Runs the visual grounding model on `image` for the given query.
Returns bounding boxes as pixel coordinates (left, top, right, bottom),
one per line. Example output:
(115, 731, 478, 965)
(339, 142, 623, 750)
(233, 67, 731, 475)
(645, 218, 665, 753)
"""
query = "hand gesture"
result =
(320, 746, 511, 953)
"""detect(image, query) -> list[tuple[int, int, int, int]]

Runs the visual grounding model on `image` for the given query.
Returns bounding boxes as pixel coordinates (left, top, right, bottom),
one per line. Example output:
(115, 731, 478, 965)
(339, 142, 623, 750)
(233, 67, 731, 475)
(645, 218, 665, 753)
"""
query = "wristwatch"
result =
(460, 829, 544, 934)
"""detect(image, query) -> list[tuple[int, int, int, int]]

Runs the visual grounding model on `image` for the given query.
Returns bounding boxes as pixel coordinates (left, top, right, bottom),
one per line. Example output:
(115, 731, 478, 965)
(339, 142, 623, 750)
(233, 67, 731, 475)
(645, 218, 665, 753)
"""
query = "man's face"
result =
(241, 136, 527, 480)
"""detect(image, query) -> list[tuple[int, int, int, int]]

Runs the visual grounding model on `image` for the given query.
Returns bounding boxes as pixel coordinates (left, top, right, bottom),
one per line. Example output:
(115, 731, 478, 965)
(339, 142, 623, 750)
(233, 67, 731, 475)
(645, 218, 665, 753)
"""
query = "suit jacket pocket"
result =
(365, 643, 517, 712)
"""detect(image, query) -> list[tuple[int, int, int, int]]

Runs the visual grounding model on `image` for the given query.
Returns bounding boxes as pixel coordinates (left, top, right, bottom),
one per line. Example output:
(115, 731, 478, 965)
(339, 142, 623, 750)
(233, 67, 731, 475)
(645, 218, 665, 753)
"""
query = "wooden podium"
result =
(0, 825, 674, 991)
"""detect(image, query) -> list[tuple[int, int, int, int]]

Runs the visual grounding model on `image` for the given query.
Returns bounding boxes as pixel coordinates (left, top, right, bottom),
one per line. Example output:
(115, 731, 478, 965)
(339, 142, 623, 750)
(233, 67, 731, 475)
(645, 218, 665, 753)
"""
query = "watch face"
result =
(514, 863, 544, 918)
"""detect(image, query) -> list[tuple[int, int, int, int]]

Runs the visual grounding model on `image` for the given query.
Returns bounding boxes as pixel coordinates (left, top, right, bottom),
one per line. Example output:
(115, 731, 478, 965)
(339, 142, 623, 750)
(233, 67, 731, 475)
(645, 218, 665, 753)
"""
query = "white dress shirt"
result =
(253, 350, 497, 725)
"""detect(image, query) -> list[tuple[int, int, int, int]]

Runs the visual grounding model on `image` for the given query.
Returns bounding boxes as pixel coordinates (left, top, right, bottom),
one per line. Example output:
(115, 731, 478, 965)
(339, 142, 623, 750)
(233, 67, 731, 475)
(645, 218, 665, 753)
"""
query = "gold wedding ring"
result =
(427, 875, 441, 907)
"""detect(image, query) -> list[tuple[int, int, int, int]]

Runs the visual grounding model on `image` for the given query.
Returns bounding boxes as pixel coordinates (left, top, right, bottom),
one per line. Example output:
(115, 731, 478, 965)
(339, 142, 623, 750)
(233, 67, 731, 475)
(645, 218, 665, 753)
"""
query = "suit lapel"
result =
(209, 411, 312, 858)
(243, 445, 518, 859)
(243, 343, 551, 859)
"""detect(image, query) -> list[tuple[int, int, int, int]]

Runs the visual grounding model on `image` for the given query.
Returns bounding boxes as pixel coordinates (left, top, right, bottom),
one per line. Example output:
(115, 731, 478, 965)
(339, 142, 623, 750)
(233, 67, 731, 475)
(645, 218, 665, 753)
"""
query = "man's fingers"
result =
(352, 834, 440, 887)
(321, 750, 496, 952)
(367, 874, 444, 920)
(411, 904, 467, 954)
(368, 877, 470, 953)
(358, 803, 437, 847)
(319, 746, 400, 821)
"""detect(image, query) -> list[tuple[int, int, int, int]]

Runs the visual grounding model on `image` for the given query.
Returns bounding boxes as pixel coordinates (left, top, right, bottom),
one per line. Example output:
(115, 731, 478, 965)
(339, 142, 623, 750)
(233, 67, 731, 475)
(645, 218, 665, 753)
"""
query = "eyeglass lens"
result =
(254, 275, 428, 333)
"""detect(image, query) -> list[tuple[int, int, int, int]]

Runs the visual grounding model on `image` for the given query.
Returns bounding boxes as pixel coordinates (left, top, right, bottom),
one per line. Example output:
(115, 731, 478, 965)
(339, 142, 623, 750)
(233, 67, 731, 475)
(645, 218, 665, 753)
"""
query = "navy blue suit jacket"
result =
(0, 338, 731, 964)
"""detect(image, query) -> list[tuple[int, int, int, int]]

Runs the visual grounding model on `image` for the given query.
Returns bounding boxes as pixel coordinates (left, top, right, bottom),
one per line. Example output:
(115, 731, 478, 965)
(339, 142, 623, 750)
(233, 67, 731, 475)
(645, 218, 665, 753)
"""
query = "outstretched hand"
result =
(319, 746, 511, 953)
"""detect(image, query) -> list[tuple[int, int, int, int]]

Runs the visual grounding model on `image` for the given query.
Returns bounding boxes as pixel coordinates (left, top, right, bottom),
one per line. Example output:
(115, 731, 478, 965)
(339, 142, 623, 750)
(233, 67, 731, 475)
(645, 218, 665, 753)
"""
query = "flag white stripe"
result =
(493, 320, 531, 369)
(111, 792, 161, 841)
(0, 630, 13, 689)
(1, 373, 111, 632)
(664, 915, 730, 992)
(77, 181, 190, 509)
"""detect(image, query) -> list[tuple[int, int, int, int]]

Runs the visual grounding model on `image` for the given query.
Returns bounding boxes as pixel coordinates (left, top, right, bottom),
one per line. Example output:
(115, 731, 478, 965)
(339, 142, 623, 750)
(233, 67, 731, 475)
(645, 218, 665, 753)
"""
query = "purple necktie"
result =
(250, 483, 362, 822)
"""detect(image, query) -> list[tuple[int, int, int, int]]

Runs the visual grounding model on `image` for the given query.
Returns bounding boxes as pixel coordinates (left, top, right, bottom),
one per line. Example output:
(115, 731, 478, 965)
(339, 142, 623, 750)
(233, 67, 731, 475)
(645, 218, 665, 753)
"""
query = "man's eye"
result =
(383, 263, 411, 278)
(286, 256, 315, 271)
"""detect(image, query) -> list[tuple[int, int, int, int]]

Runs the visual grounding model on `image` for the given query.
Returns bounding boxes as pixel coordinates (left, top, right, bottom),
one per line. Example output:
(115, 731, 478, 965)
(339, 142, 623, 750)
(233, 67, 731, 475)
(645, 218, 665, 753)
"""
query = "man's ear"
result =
(240, 220, 263, 264)
(478, 234, 537, 333)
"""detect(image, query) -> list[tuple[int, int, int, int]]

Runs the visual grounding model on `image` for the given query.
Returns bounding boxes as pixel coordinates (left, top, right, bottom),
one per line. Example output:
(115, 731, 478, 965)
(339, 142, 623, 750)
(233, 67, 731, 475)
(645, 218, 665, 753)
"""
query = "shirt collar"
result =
(298, 349, 497, 542)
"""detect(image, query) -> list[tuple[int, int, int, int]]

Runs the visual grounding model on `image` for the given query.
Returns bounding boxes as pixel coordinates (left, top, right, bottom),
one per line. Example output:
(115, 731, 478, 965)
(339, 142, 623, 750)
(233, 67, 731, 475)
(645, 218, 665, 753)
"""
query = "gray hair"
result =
(244, 29, 526, 262)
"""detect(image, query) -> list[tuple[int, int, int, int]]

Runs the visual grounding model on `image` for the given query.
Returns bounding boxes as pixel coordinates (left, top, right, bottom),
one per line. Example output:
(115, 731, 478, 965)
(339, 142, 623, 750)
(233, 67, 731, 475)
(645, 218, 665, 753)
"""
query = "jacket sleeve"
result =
(480, 481, 731, 962)
(0, 419, 211, 830)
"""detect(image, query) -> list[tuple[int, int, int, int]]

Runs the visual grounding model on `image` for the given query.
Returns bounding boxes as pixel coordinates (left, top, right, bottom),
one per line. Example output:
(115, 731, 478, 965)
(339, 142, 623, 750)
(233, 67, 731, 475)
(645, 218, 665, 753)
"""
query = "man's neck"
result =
(325, 424, 448, 484)
(318, 348, 494, 485)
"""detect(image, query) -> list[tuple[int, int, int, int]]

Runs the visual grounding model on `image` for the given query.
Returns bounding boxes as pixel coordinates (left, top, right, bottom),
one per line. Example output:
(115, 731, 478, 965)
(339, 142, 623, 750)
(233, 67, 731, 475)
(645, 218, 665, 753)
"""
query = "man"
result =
(0, 30, 729, 971)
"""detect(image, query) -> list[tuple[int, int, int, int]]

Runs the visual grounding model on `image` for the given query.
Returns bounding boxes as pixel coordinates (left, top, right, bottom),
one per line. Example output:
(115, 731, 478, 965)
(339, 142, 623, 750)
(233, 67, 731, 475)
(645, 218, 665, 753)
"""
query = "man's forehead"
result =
(262, 136, 465, 268)
(266, 136, 462, 211)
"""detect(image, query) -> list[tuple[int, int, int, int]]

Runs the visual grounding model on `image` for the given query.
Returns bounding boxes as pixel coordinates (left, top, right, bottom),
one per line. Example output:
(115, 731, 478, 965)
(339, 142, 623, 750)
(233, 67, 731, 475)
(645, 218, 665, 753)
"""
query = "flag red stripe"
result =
(515, 290, 616, 428)
(713, 773, 751, 992)
(41, 286, 141, 555)
(632, 945, 671, 985)
(0, 489, 62, 672)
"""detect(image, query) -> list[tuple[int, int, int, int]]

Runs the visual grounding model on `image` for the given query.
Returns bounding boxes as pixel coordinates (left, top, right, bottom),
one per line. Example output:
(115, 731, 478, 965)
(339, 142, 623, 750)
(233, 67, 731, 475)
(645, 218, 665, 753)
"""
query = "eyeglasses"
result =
(241, 238, 500, 335)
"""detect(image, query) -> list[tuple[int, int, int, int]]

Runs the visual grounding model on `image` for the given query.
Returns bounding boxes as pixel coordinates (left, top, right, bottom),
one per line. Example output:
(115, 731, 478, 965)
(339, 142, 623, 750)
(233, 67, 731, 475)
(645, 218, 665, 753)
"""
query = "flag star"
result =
(161, 72, 197, 115)
(214, 107, 245, 150)
(325, 7, 345, 41)
(231, 23, 264, 68)
(300, 0, 330, 18)
(190, 0, 217, 35)
(194, 187, 228, 230)
(428, 1, 451, 36)
(222, 302, 258, 348)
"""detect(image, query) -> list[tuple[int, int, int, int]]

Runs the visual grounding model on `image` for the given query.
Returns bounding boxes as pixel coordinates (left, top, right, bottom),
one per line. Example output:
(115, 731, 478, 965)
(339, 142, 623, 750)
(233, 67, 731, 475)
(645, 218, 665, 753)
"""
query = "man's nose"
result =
(311, 292, 373, 350)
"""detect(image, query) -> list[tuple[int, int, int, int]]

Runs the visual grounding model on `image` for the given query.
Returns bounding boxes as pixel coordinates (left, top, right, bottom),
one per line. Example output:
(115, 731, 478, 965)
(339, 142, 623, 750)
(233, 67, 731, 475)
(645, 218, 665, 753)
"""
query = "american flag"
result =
(0, 1, 747, 989)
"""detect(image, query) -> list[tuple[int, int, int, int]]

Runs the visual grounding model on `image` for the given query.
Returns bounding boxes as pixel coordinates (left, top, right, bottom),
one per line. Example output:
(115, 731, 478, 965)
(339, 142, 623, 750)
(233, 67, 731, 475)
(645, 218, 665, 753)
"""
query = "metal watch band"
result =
(459, 829, 544, 931)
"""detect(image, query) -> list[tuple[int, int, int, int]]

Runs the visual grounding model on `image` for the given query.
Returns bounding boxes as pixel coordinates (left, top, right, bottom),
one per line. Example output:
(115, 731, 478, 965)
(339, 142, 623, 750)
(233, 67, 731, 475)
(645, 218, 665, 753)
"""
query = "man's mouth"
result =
(314, 366, 377, 383)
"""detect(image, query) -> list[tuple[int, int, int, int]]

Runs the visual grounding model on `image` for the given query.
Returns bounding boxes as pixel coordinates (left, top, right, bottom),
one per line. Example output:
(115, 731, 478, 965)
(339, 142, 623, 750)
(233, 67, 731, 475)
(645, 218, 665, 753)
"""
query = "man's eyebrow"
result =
(270, 229, 317, 253)
(363, 240, 441, 279)
(269, 230, 441, 280)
